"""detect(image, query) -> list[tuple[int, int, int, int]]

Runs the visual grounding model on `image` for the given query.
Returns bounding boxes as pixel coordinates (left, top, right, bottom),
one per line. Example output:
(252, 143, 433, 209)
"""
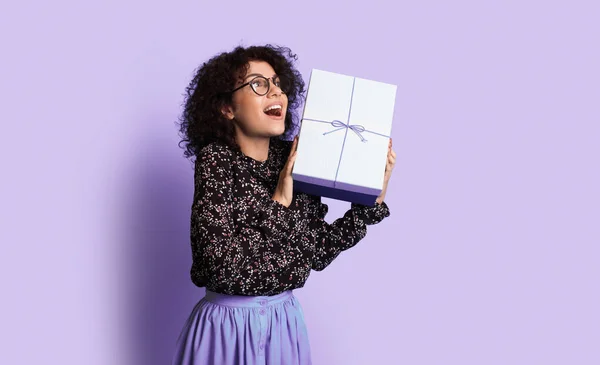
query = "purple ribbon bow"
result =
(323, 120, 368, 142)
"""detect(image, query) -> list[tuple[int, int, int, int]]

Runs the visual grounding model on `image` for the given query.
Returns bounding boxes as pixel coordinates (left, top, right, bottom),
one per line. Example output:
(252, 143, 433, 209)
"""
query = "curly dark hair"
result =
(177, 44, 306, 160)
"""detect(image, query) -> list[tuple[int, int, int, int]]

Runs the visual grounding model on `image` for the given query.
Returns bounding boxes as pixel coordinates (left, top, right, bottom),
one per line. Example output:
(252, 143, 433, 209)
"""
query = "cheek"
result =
(233, 93, 262, 117)
(253, 98, 265, 115)
(283, 95, 289, 110)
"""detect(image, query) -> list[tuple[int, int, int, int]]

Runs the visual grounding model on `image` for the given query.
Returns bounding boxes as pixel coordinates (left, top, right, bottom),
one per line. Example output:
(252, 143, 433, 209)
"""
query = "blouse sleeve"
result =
(305, 195, 391, 271)
(189, 147, 309, 294)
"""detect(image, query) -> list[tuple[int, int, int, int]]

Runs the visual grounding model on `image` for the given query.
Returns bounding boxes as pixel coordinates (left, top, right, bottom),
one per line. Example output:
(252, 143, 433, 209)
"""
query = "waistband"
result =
(204, 290, 294, 308)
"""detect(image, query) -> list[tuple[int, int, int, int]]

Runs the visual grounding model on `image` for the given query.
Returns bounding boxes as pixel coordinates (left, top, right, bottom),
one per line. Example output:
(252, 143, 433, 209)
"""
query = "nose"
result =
(267, 79, 283, 98)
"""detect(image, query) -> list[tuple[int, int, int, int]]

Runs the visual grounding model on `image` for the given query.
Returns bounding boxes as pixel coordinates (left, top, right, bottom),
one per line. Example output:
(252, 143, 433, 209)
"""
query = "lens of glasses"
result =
(250, 76, 269, 95)
(250, 76, 285, 96)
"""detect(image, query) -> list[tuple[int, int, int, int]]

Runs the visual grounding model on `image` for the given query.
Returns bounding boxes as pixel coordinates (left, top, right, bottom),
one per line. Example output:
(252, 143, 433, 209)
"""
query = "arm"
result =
(190, 148, 310, 294)
(305, 195, 391, 271)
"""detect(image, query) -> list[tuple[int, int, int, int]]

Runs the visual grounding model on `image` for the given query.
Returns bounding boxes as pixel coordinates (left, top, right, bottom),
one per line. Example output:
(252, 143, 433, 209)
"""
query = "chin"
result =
(258, 113, 286, 136)
(267, 121, 286, 136)
(269, 127, 286, 137)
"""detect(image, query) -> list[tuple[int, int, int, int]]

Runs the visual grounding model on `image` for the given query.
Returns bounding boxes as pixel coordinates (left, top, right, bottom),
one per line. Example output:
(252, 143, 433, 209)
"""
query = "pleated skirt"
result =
(172, 290, 312, 365)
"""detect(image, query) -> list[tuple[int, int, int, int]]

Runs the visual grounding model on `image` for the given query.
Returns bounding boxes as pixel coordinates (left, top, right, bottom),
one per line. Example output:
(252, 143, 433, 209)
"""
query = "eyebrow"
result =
(243, 73, 277, 81)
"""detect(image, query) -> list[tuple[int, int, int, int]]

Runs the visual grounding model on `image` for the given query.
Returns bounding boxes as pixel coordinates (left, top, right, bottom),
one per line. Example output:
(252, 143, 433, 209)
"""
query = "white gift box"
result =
(292, 69, 397, 206)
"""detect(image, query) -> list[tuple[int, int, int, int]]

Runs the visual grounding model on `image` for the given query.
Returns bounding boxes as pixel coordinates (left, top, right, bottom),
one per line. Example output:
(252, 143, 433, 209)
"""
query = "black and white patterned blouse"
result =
(190, 137, 391, 296)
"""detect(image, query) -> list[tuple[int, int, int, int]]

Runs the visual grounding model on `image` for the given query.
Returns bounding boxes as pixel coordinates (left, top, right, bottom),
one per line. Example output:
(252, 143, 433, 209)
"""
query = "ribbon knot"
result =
(323, 120, 368, 142)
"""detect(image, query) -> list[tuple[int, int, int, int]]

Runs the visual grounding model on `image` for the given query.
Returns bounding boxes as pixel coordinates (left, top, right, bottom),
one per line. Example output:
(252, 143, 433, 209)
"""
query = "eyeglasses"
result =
(229, 75, 287, 96)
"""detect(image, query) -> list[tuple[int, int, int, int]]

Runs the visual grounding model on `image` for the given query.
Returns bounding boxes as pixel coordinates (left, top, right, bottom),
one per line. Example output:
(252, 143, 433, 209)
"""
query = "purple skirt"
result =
(172, 290, 312, 365)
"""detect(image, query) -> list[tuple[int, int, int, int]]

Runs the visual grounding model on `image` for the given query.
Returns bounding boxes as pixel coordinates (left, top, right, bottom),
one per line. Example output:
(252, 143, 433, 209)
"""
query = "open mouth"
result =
(264, 104, 283, 117)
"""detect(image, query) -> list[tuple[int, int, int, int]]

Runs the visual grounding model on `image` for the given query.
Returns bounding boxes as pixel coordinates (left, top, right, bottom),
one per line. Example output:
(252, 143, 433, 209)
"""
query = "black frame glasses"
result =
(229, 75, 286, 96)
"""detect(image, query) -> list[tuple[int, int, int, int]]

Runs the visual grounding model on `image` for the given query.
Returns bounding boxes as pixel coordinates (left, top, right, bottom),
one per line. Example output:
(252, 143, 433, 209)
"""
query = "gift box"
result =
(292, 69, 397, 206)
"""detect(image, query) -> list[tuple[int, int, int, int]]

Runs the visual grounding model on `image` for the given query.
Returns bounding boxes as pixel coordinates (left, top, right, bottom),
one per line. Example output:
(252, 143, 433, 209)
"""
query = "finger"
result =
(391, 149, 396, 158)
(286, 138, 298, 163)
(287, 151, 297, 174)
(284, 150, 294, 169)
(384, 166, 392, 180)
(287, 137, 298, 163)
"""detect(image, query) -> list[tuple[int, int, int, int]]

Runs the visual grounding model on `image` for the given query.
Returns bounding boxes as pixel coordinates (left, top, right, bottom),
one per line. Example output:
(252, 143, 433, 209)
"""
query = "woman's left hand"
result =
(376, 138, 396, 205)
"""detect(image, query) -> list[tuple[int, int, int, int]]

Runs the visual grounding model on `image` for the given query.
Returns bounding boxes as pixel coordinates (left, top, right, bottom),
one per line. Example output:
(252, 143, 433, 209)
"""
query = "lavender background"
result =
(1, 1, 599, 364)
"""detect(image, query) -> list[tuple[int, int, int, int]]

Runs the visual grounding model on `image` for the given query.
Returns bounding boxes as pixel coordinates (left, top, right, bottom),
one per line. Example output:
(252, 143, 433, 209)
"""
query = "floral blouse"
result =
(190, 137, 391, 296)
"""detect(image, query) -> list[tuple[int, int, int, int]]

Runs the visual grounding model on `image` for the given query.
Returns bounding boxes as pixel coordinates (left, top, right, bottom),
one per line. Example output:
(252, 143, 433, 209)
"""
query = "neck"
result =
(235, 133, 271, 162)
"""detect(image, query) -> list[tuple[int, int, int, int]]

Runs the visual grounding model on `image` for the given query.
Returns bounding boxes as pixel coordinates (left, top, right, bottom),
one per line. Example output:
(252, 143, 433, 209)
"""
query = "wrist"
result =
(376, 190, 386, 205)
(272, 194, 290, 208)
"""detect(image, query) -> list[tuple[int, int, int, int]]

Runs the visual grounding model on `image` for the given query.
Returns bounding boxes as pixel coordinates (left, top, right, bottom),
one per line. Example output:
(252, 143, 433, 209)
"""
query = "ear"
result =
(221, 104, 235, 120)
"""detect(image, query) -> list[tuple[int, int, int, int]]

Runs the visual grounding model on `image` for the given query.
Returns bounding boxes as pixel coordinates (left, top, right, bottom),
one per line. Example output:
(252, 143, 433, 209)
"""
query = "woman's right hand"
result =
(272, 136, 299, 208)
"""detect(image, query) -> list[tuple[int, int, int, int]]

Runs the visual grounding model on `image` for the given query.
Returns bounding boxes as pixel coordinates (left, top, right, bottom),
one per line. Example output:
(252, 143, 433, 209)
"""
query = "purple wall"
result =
(2, 1, 599, 364)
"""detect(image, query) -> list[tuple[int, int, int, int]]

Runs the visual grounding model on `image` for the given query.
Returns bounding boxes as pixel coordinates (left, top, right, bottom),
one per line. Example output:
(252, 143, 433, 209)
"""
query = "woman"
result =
(173, 44, 397, 365)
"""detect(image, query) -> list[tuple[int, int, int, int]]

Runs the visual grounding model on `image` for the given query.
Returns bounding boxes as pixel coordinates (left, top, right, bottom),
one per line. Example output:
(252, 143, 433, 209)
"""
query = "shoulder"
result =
(195, 141, 236, 177)
(197, 141, 235, 164)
